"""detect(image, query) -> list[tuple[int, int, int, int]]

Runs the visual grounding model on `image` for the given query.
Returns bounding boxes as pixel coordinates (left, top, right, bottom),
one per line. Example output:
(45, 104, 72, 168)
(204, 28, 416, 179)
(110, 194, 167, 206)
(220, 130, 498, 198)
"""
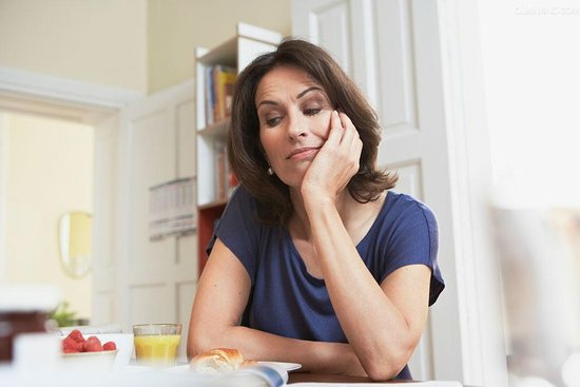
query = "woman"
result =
(188, 38, 444, 381)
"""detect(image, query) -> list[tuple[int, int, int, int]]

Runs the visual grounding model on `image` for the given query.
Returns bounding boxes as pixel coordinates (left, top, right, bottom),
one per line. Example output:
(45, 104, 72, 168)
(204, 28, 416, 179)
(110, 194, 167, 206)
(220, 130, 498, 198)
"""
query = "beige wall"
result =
(0, 0, 290, 94)
(0, 0, 290, 321)
(0, 0, 148, 93)
(148, 0, 291, 93)
(4, 113, 94, 320)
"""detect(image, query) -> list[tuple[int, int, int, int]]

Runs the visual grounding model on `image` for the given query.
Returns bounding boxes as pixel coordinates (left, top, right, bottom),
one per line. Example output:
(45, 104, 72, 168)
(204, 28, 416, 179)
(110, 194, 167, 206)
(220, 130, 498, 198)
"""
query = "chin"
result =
(275, 164, 310, 188)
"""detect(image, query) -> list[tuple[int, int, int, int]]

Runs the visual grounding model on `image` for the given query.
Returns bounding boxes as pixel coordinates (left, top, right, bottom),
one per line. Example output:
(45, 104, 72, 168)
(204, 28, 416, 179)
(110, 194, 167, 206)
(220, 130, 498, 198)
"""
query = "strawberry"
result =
(62, 336, 83, 353)
(103, 341, 117, 351)
(83, 336, 103, 352)
(67, 329, 85, 344)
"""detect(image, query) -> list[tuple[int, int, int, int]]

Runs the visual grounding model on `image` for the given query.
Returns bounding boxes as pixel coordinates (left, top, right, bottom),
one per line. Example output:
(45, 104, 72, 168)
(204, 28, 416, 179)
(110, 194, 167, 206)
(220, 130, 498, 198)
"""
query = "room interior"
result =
(0, 0, 292, 327)
(1, 1, 579, 386)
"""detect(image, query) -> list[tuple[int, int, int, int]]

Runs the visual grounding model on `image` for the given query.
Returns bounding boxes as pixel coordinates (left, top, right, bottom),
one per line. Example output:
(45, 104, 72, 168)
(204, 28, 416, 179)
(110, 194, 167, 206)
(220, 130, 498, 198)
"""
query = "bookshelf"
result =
(195, 23, 282, 275)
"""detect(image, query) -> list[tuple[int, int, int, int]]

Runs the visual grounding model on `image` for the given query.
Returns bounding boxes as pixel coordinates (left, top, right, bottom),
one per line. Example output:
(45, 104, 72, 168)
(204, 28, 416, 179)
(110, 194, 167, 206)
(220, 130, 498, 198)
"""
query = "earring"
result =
(267, 166, 274, 176)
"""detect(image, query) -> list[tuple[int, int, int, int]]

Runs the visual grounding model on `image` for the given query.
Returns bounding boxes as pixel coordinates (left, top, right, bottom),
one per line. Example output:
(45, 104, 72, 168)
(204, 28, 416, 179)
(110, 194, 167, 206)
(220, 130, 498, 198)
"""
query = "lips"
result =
(286, 147, 321, 160)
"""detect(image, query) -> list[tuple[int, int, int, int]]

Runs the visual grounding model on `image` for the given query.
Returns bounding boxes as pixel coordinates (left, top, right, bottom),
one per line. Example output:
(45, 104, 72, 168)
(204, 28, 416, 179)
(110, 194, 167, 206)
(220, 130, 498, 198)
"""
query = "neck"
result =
(289, 188, 353, 238)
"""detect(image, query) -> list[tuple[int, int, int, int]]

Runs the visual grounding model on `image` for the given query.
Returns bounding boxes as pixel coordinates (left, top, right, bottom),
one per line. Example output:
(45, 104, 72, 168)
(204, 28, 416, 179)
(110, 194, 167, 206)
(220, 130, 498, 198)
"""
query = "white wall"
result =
(476, 0, 580, 383)
(478, 0, 580, 207)
(3, 113, 94, 320)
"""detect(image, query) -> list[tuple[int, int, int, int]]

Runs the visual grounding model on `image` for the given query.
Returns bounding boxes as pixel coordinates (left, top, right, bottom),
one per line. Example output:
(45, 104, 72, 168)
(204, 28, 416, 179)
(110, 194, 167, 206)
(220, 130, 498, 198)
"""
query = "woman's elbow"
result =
(186, 329, 215, 360)
(365, 360, 407, 382)
(364, 345, 414, 381)
(186, 335, 201, 360)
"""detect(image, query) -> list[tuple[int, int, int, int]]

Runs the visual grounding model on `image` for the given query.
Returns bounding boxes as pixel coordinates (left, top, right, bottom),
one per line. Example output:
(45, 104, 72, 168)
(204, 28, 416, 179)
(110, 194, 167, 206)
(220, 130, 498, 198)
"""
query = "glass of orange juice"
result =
(132, 323, 182, 367)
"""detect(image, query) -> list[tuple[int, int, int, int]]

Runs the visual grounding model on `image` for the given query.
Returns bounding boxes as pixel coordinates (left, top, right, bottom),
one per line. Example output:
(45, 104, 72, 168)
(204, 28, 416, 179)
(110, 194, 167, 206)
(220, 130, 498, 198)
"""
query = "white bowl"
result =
(94, 333, 134, 371)
(61, 350, 118, 373)
(59, 332, 134, 372)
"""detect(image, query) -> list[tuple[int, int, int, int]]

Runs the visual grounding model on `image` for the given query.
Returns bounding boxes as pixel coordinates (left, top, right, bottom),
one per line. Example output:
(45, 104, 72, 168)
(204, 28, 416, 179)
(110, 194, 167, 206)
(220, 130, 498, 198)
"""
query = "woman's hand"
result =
(301, 111, 363, 202)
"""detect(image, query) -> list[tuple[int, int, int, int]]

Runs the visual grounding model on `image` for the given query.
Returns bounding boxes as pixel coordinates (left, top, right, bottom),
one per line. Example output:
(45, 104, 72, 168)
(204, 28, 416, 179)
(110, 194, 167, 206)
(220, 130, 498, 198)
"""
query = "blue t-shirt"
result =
(207, 186, 444, 380)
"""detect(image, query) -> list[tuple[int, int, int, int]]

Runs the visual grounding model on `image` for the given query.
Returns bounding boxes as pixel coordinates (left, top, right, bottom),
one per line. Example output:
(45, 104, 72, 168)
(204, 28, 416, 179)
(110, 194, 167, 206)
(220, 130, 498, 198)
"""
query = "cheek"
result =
(313, 111, 332, 139)
(259, 132, 278, 162)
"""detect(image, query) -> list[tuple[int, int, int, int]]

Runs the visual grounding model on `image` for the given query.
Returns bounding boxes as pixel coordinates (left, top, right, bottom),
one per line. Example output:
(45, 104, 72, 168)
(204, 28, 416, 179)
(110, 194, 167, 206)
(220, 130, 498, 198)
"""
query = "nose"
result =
(286, 111, 308, 140)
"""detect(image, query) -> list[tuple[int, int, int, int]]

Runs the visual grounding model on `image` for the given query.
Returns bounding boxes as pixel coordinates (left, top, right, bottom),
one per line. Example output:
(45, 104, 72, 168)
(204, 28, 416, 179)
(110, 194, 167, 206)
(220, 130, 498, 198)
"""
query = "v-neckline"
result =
(285, 192, 390, 281)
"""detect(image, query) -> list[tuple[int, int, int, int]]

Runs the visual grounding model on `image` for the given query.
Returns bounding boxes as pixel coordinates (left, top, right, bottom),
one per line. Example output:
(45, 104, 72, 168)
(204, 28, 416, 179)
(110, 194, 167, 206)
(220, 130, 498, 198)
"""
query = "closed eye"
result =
(265, 116, 282, 127)
(304, 108, 321, 116)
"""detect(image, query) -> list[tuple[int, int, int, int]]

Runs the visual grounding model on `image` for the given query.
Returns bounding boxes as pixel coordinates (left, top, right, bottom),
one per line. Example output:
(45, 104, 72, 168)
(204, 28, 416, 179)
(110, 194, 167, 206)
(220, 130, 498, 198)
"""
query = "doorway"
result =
(0, 111, 94, 323)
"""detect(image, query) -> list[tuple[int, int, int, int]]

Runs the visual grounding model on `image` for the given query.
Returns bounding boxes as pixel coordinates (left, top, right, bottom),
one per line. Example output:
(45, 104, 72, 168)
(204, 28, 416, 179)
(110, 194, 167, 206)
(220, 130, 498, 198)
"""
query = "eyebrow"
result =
(297, 86, 323, 99)
(256, 86, 324, 109)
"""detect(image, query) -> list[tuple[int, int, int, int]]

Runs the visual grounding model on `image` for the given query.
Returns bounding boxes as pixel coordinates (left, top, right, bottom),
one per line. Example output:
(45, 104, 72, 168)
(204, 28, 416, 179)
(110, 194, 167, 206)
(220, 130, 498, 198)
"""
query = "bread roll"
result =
(190, 348, 245, 374)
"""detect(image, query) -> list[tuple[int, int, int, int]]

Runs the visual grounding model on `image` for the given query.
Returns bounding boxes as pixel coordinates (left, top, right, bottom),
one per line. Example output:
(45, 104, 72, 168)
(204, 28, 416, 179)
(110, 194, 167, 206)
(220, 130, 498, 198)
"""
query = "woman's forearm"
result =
(189, 324, 365, 376)
(187, 239, 364, 375)
(304, 197, 426, 379)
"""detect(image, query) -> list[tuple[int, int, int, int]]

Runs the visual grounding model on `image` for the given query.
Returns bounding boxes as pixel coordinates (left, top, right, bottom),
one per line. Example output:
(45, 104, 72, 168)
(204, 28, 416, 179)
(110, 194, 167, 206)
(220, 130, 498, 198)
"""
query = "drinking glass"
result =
(132, 323, 182, 367)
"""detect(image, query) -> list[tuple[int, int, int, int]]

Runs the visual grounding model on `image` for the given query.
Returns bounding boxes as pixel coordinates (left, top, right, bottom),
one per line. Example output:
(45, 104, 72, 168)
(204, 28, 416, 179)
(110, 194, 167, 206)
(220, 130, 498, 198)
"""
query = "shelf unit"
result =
(195, 23, 282, 274)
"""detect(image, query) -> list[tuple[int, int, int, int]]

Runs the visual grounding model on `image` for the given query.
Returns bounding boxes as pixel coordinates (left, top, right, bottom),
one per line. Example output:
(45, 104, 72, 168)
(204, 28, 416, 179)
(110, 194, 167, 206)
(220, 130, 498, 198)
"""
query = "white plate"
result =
(165, 365, 200, 374)
(165, 365, 218, 378)
(166, 362, 302, 374)
(124, 365, 154, 373)
(258, 361, 302, 372)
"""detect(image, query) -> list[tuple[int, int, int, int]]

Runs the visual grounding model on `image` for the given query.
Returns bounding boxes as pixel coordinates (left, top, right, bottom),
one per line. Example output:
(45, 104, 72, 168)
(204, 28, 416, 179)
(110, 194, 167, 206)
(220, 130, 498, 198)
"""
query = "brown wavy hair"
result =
(229, 38, 397, 226)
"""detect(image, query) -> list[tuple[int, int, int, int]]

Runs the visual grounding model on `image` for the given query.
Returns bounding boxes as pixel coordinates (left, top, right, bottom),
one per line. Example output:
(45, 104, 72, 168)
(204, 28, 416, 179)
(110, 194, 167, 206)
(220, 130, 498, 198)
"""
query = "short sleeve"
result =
(205, 187, 261, 282)
(379, 197, 444, 306)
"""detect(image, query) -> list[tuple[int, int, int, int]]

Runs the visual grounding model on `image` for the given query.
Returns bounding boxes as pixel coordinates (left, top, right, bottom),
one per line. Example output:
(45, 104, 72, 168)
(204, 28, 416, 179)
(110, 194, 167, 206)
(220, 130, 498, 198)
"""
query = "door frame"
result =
(0, 112, 8, 279)
(436, 0, 509, 385)
(0, 67, 141, 283)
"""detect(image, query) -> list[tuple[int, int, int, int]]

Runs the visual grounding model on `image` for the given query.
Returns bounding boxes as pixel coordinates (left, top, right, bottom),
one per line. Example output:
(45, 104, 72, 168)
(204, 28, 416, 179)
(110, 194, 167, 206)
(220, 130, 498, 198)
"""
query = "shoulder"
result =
(215, 186, 262, 239)
(229, 185, 257, 205)
(211, 186, 266, 276)
(224, 185, 259, 215)
(384, 191, 437, 224)
(378, 192, 444, 305)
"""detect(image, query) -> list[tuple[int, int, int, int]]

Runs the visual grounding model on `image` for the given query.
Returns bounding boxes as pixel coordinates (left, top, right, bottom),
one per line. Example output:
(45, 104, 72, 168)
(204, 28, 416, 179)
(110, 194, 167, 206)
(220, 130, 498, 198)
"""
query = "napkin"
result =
(58, 323, 123, 335)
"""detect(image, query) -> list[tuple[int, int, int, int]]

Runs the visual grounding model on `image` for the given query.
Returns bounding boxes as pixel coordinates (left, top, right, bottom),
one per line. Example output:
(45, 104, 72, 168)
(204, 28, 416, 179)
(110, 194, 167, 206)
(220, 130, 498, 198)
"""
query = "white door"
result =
(92, 80, 197, 360)
(292, 0, 462, 381)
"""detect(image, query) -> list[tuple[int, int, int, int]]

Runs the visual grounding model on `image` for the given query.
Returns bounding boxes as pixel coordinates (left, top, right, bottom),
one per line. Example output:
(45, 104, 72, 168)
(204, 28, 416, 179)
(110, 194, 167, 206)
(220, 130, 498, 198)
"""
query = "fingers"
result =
(335, 112, 362, 153)
(328, 111, 357, 140)
(325, 110, 343, 146)
(321, 111, 361, 179)
(336, 112, 362, 172)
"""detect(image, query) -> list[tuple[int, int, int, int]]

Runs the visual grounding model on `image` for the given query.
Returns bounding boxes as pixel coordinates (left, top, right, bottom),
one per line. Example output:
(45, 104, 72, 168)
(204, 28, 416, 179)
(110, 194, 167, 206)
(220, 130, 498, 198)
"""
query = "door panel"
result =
(93, 80, 197, 360)
(293, 0, 460, 381)
(129, 284, 173, 325)
(177, 282, 197, 332)
(374, 0, 418, 132)
(392, 161, 423, 200)
(93, 114, 119, 328)
(311, 1, 351, 74)
(129, 111, 176, 275)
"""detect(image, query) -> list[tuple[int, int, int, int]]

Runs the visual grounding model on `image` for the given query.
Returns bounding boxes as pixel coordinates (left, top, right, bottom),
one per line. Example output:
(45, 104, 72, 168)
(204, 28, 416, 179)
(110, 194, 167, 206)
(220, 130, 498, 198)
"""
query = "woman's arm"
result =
(301, 111, 432, 380)
(308, 203, 430, 380)
(187, 237, 366, 376)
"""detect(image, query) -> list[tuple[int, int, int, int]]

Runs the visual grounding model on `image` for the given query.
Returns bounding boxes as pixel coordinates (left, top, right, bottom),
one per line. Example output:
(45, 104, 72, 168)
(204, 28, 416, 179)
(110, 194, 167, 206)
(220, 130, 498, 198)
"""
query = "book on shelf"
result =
(215, 141, 226, 200)
(204, 66, 215, 126)
(204, 64, 237, 127)
(214, 140, 239, 202)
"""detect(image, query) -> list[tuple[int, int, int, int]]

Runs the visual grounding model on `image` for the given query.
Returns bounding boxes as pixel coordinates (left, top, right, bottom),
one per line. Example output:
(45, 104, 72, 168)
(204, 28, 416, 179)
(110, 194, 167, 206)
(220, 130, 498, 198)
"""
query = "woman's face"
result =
(255, 65, 333, 189)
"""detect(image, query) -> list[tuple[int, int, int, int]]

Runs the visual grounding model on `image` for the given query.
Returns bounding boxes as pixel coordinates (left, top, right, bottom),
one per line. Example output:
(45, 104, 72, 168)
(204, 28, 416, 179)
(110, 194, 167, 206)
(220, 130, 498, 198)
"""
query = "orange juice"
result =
(134, 334, 181, 366)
